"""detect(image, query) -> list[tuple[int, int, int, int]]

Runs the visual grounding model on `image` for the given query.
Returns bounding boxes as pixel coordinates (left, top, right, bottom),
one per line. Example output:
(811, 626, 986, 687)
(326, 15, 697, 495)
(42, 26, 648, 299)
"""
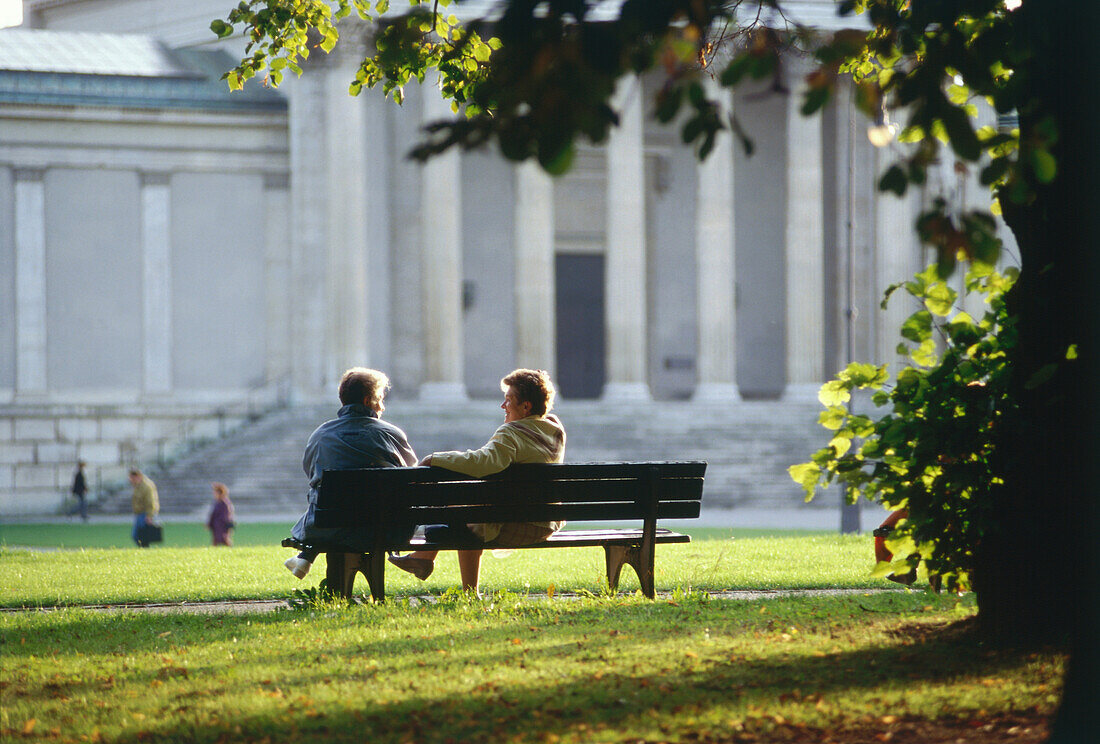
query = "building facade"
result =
(0, 0, 1014, 514)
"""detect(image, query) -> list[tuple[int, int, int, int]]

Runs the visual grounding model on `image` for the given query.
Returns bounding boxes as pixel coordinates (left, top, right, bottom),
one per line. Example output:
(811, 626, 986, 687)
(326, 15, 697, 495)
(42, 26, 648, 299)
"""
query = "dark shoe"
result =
(423, 523, 483, 547)
(387, 554, 434, 581)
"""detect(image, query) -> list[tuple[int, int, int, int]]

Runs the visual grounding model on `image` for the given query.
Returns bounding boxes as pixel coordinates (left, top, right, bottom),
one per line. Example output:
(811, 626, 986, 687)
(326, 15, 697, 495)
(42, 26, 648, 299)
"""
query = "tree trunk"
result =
(973, 0, 1099, 737)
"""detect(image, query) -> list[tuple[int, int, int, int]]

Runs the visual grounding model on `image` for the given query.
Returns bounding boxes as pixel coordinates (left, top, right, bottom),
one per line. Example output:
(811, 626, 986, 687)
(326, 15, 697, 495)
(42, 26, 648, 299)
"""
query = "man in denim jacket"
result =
(284, 367, 417, 579)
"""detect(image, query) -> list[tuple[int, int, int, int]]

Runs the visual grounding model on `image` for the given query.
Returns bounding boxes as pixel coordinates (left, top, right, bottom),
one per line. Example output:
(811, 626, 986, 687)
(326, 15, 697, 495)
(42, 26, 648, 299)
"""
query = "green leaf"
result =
(472, 42, 492, 63)
(980, 157, 1010, 186)
(1030, 147, 1057, 183)
(842, 362, 888, 387)
(923, 283, 956, 316)
(788, 462, 821, 494)
(900, 310, 933, 343)
(878, 164, 908, 196)
(656, 86, 684, 124)
(898, 125, 924, 143)
(947, 83, 970, 105)
(818, 380, 852, 407)
(819, 407, 847, 431)
(800, 86, 830, 117)
(1024, 363, 1058, 390)
(881, 282, 904, 310)
(719, 54, 753, 87)
(539, 140, 575, 176)
(911, 338, 938, 366)
(941, 103, 981, 161)
(210, 19, 233, 38)
(828, 435, 853, 457)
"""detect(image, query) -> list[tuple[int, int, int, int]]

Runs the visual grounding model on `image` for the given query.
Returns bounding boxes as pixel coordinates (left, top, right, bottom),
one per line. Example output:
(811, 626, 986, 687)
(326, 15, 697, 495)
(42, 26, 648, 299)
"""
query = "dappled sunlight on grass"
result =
(2, 534, 880, 608)
(0, 593, 1062, 744)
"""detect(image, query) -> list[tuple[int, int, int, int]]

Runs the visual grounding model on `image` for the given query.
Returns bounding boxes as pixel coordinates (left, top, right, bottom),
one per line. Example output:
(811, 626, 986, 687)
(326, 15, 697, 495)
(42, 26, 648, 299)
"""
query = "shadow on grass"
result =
(2, 595, 1062, 744)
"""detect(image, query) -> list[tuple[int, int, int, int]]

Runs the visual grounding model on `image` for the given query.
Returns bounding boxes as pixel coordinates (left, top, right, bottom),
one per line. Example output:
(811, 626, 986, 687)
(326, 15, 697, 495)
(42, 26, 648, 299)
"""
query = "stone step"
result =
(98, 398, 832, 519)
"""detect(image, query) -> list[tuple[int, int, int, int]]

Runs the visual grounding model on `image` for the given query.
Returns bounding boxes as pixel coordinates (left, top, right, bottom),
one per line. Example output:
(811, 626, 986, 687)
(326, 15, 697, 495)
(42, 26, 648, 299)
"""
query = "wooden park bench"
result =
(282, 461, 706, 601)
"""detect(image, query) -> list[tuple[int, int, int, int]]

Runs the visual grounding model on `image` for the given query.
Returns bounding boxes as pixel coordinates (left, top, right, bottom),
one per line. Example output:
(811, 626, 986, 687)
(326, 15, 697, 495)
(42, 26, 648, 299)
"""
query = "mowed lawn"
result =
(2, 526, 879, 607)
(0, 528, 1066, 743)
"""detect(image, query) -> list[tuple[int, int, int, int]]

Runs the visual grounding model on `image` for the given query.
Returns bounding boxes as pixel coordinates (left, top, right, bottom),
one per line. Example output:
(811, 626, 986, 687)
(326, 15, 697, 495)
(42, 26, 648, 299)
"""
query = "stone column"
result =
(514, 160, 556, 370)
(363, 92, 393, 373)
(829, 79, 875, 534)
(419, 86, 468, 402)
(140, 171, 172, 397)
(783, 57, 826, 401)
(14, 168, 47, 397)
(288, 72, 330, 399)
(874, 148, 918, 365)
(326, 59, 370, 375)
(263, 172, 292, 400)
(603, 74, 651, 401)
(693, 79, 741, 403)
(848, 104, 880, 365)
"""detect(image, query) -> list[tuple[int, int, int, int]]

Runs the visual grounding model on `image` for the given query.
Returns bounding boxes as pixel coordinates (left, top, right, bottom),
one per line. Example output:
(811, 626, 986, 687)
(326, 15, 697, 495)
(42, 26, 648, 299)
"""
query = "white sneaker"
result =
(284, 556, 312, 579)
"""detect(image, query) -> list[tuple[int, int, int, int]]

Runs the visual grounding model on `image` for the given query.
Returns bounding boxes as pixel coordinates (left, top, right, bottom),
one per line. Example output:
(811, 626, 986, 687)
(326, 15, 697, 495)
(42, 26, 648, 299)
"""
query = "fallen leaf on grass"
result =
(22, 720, 36, 735)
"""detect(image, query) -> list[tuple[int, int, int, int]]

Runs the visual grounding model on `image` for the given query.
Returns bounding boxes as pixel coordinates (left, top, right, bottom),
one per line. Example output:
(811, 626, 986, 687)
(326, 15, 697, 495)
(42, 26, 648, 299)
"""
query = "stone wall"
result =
(0, 401, 272, 516)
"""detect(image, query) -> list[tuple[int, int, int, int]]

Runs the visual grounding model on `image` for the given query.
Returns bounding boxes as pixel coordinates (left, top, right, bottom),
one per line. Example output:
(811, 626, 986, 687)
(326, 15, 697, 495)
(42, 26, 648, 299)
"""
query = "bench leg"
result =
(363, 552, 386, 603)
(605, 545, 629, 592)
(325, 552, 363, 599)
(603, 545, 656, 599)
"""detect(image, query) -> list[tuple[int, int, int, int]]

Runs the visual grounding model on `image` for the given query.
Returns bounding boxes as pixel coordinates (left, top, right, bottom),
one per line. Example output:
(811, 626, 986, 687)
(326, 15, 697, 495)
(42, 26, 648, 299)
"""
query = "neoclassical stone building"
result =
(1, 0, 1014, 514)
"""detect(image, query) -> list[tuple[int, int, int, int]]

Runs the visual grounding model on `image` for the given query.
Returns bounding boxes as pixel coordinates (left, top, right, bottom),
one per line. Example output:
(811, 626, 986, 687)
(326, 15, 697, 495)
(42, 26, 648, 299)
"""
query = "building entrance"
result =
(555, 253, 606, 399)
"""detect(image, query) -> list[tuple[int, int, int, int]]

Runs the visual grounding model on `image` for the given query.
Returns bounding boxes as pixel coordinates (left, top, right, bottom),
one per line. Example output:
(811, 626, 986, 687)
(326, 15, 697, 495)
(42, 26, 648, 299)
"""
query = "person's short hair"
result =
(501, 369, 555, 416)
(129, 468, 141, 477)
(338, 367, 390, 409)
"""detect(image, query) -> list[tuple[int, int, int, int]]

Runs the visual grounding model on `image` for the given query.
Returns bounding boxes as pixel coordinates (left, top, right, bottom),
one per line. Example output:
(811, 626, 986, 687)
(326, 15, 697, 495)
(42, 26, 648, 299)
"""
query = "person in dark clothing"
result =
(284, 367, 417, 579)
(207, 482, 235, 546)
(71, 461, 88, 522)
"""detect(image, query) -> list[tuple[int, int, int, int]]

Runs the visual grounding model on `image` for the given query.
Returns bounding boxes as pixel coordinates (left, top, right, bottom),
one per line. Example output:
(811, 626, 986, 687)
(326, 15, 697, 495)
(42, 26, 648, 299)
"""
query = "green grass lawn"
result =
(0, 521, 809, 550)
(0, 592, 1062, 743)
(2, 528, 882, 608)
(0, 530, 1065, 743)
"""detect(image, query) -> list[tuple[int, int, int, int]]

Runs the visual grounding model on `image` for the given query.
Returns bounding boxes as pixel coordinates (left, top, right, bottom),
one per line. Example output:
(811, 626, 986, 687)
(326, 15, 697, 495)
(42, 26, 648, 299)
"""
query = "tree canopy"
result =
(215, 2, 1099, 734)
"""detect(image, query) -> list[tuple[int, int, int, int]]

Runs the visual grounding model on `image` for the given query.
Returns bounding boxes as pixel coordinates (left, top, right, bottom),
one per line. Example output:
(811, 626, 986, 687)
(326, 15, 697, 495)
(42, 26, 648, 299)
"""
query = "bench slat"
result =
(283, 528, 691, 554)
(313, 500, 700, 529)
(401, 478, 703, 505)
(319, 479, 704, 511)
(322, 461, 706, 488)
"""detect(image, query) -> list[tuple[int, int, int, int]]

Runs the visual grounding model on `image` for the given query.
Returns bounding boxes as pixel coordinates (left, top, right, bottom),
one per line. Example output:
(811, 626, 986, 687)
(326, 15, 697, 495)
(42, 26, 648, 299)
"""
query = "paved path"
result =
(3, 587, 910, 615)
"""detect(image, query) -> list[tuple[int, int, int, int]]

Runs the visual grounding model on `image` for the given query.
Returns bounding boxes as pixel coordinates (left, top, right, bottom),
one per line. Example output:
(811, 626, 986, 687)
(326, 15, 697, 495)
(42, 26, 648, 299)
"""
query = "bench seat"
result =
(283, 461, 705, 601)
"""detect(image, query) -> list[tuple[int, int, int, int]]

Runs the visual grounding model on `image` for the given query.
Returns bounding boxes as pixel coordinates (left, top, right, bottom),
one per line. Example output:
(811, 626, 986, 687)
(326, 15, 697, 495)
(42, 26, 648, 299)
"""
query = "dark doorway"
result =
(555, 253, 606, 398)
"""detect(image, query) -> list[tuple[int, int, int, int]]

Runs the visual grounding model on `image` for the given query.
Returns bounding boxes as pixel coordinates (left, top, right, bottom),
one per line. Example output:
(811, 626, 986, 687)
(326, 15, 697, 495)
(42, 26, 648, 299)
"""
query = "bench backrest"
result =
(314, 461, 706, 531)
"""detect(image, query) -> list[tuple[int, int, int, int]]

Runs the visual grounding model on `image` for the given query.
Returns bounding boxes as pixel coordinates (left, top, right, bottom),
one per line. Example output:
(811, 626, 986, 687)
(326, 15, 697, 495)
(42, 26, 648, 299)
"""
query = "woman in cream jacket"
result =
(389, 368, 565, 594)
